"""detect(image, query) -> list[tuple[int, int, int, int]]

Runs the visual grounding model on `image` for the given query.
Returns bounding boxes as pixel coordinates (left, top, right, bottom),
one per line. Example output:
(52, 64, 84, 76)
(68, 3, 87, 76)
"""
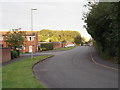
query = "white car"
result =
(65, 44, 74, 47)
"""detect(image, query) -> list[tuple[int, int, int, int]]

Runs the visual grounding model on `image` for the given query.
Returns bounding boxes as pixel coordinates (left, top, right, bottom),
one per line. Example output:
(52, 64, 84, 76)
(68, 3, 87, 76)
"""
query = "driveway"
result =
(33, 46, 118, 88)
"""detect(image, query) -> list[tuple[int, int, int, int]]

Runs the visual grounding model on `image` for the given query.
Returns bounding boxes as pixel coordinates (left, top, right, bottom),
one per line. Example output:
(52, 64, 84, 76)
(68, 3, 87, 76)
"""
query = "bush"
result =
(41, 43, 53, 51)
(16, 50, 20, 56)
(11, 51, 18, 59)
(41, 48, 46, 51)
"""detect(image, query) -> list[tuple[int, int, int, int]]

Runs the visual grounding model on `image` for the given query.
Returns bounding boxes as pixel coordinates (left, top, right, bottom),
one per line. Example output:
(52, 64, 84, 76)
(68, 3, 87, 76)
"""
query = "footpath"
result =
(90, 46, 119, 70)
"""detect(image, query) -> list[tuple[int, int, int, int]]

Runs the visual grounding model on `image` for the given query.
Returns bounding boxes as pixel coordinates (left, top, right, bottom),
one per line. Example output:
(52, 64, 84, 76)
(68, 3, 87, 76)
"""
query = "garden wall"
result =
(0, 48, 11, 63)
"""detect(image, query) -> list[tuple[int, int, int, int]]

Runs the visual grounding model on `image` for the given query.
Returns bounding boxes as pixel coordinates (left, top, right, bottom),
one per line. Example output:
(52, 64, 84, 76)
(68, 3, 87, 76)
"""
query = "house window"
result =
(29, 37, 32, 41)
(0, 36, 3, 41)
(27, 36, 34, 41)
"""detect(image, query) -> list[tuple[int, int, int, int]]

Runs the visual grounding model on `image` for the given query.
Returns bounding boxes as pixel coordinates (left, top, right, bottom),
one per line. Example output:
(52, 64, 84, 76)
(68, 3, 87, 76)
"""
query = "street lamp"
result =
(31, 8, 37, 58)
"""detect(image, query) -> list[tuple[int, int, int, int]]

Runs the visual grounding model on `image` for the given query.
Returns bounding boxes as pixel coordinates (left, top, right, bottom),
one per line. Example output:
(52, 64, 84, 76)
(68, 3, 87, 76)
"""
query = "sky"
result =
(0, 0, 92, 41)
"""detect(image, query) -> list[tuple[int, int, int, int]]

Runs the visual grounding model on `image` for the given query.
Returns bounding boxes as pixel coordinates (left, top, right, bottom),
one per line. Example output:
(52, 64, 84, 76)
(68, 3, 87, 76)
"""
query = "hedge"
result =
(11, 51, 19, 59)
(40, 43, 54, 51)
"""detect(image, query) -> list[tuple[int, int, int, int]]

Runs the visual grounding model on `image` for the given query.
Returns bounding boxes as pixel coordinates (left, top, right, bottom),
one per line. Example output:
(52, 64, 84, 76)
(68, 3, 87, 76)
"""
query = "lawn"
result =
(55, 46, 75, 51)
(2, 55, 52, 88)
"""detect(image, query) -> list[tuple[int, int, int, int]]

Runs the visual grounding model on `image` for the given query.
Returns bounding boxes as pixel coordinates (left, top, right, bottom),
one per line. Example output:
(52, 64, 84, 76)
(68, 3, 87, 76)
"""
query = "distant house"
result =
(38, 41, 74, 49)
(62, 41, 75, 47)
(0, 31, 38, 53)
(38, 42, 62, 49)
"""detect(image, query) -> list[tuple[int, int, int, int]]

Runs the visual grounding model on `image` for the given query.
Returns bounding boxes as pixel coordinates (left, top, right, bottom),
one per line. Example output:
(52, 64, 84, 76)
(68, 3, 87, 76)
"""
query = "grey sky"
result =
(0, 0, 91, 40)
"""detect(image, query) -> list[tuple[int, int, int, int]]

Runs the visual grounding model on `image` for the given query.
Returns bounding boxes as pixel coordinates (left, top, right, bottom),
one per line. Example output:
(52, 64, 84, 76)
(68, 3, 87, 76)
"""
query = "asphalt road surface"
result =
(33, 46, 118, 88)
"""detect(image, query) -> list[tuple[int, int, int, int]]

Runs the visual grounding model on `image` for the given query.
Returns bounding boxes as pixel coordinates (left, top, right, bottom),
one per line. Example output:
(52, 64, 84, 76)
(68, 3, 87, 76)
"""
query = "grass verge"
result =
(55, 46, 75, 51)
(94, 44, 118, 64)
(2, 55, 52, 88)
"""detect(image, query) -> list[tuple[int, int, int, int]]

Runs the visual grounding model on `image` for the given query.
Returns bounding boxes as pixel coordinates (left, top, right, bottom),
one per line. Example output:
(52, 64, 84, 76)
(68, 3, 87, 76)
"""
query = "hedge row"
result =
(40, 43, 54, 51)
(11, 51, 19, 59)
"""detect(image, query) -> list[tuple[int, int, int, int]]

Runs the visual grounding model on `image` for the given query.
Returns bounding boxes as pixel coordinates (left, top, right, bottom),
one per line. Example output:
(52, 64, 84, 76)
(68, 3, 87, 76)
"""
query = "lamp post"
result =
(31, 8, 37, 58)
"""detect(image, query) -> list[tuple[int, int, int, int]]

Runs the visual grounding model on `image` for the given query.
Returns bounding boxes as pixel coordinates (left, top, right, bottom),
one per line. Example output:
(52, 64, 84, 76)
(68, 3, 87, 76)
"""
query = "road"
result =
(33, 46, 118, 88)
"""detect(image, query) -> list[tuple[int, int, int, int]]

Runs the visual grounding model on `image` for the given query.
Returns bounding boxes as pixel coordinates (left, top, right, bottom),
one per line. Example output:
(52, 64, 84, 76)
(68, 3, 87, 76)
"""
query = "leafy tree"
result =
(74, 35, 82, 45)
(38, 29, 81, 42)
(83, 2, 119, 63)
(4, 29, 25, 51)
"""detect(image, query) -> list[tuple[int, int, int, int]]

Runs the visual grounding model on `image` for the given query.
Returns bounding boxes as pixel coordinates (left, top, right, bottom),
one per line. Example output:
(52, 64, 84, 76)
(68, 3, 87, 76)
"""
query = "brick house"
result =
(20, 31, 38, 53)
(62, 41, 75, 47)
(0, 31, 38, 53)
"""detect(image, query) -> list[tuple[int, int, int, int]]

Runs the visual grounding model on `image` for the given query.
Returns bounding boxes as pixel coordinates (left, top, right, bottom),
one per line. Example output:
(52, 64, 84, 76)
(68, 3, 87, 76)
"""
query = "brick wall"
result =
(0, 48, 11, 63)
(53, 42, 62, 49)
(62, 43, 67, 47)
(53, 42, 72, 48)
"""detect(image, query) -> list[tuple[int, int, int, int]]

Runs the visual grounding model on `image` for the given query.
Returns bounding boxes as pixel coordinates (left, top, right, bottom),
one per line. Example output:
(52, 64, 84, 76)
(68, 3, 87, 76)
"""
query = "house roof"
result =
(0, 31, 38, 36)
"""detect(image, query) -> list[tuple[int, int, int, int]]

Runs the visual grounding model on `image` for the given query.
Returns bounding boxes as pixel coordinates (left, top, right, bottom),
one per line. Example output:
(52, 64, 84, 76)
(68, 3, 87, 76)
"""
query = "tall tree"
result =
(83, 2, 119, 63)
(74, 35, 82, 45)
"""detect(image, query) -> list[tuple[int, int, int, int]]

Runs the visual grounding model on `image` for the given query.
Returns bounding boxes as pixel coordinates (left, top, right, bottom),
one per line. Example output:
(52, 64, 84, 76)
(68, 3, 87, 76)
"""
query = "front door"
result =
(29, 45, 32, 52)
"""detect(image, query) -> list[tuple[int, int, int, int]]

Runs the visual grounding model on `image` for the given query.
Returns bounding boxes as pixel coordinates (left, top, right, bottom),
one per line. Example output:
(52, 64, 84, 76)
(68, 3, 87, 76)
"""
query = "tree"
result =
(4, 29, 25, 51)
(83, 2, 119, 63)
(74, 35, 82, 45)
(38, 29, 81, 42)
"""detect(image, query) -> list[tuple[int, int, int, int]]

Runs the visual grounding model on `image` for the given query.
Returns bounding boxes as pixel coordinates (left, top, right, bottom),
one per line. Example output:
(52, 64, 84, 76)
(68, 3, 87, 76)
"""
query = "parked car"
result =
(65, 44, 74, 47)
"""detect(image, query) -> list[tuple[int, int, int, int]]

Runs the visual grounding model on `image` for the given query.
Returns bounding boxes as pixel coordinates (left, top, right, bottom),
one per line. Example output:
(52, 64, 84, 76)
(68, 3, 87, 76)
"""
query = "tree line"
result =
(38, 29, 86, 45)
(83, 2, 120, 63)
(4, 29, 87, 52)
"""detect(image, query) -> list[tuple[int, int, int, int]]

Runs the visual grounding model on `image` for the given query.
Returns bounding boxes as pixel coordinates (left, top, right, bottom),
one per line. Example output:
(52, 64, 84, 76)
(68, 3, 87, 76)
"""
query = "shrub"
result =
(41, 48, 46, 51)
(16, 50, 20, 56)
(11, 51, 18, 59)
(41, 43, 53, 51)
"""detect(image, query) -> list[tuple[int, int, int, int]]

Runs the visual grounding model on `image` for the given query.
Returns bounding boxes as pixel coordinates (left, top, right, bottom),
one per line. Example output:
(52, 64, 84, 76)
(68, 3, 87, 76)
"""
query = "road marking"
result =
(89, 47, 119, 71)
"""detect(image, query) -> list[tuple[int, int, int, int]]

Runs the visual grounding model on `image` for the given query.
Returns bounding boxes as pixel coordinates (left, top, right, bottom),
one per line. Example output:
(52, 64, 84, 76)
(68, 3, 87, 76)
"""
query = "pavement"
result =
(90, 47, 119, 70)
(1, 49, 69, 67)
(33, 46, 118, 88)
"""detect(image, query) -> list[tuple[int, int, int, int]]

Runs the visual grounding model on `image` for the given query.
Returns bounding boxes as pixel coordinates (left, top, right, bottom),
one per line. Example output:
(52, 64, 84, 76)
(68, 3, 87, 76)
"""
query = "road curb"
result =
(89, 47, 119, 71)
(31, 55, 54, 87)
(32, 55, 54, 73)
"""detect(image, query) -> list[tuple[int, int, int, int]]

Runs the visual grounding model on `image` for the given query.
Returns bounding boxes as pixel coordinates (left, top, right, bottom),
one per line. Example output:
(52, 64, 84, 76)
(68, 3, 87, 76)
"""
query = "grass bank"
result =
(94, 44, 118, 64)
(2, 55, 52, 88)
(55, 46, 75, 51)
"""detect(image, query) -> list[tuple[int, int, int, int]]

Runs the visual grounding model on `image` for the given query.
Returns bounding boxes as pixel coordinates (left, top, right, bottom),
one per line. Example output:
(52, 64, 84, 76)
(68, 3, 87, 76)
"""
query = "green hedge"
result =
(40, 43, 53, 51)
(11, 51, 19, 59)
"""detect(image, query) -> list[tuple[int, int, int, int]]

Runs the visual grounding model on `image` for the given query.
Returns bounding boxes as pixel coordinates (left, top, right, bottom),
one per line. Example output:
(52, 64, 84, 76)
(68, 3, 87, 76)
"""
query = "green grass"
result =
(55, 46, 75, 51)
(94, 44, 118, 64)
(100, 53, 118, 64)
(2, 55, 52, 88)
